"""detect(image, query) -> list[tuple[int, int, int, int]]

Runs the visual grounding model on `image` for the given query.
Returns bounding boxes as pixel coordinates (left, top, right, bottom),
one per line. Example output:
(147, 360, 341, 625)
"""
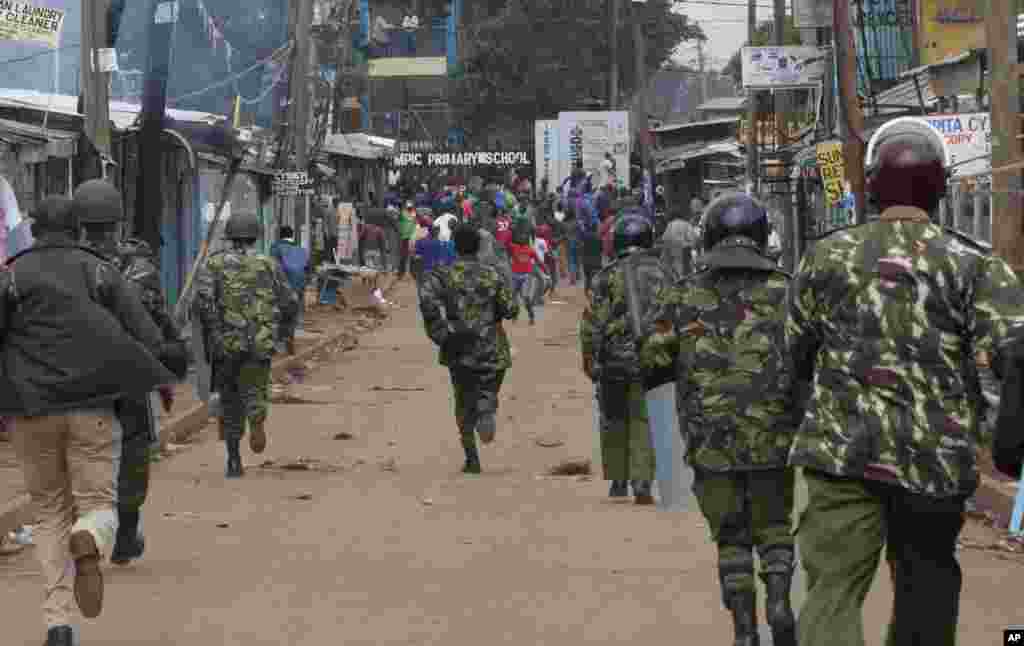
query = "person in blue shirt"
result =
(270, 226, 309, 354)
(414, 224, 446, 288)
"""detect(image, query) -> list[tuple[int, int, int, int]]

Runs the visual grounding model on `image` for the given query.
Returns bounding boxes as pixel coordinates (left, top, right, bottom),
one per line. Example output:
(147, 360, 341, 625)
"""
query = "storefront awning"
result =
(655, 139, 741, 174)
(0, 118, 78, 161)
(322, 133, 395, 160)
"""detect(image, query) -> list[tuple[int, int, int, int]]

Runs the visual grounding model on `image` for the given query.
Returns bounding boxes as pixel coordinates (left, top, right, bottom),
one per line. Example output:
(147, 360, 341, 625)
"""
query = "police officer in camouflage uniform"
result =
(419, 224, 519, 474)
(73, 180, 190, 566)
(579, 215, 669, 504)
(642, 193, 801, 646)
(786, 118, 1024, 646)
(194, 212, 298, 478)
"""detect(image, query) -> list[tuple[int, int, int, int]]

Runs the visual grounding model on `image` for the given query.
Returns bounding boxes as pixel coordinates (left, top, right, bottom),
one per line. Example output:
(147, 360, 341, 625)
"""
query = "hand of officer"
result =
(994, 351, 1024, 479)
(158, 385, 175, 414)
(582, 356, 595, 381)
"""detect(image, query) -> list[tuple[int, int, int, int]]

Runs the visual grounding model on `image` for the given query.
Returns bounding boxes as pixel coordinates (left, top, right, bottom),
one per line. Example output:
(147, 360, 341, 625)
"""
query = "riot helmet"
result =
(613, 215, 654, 257)
(225, 211, 262, 242)
(865, 116, 950, 214)
(73, 180, 124, 225)
(701, 192, 769, 252)
(29, 195, 76, 238)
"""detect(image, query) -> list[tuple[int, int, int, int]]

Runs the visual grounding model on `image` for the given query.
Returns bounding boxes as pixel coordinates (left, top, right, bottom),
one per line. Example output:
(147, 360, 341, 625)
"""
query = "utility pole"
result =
(772, 0, 794, 270)
(745, 0, 758, 192)
(282, 0, 315, 235)
(633, 0, 655, 198)
(136, 0, 177, 253)
(696, 37, 708, 108)
(987, 0, 1024, 270)
(773, 0, 787, 145)
(834, 0, 865, 223)
(609, 0, 620, 109)
(78, 0, 113, 184)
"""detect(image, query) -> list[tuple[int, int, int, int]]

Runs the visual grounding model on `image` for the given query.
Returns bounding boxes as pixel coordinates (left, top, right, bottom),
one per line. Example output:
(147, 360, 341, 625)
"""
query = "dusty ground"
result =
(2, 280, 1023, 645)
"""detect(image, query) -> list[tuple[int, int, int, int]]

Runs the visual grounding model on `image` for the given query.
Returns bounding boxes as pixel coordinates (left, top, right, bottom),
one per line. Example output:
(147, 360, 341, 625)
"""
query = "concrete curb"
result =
(0, 276, 403, 536)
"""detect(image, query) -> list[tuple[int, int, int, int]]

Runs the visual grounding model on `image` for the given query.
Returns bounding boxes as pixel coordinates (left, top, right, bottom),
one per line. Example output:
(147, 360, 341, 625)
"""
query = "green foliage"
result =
(459, 0, 704, 136)
(722, 16, 803, 86)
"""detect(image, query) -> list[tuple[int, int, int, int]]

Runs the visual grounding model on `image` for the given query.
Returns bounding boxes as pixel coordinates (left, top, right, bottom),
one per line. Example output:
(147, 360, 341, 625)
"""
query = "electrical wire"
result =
(168, 42, 291, 105)
(0, 42, 80, 67)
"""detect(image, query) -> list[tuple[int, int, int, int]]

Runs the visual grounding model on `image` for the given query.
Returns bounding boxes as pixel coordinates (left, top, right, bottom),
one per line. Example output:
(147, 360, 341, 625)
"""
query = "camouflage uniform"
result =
(419, 258, 519, 470)
(111, 240, 181, 513)
(579, 249, 669, 486)
(786, 207, 1024, 646)
(194, 248, 298, 447)
(642, 259, 801, 619)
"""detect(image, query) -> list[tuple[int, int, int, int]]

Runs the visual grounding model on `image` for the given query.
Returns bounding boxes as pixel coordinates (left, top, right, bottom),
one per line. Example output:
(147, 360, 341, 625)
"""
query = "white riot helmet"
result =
(864, 117, 951, 213)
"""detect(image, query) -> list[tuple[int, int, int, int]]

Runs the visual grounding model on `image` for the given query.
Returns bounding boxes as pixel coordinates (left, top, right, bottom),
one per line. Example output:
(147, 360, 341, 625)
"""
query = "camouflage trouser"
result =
(692, 468, 795, 605)
(449, 368, 505, 448)
(598, 379, 656, 481)
(214, 357, 272, 442)
(114, 395, 156, 511)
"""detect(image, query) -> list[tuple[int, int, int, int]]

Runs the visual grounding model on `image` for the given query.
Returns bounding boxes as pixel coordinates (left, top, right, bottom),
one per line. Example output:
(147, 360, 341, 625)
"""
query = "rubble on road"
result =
(547, 459, 591, 476)
(257, 458, 344, 473)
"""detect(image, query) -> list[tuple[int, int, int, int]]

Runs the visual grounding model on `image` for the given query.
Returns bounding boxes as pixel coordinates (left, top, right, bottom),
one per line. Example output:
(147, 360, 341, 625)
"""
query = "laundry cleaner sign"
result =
(924, 113, 990, 178)
(0, 1, 64, 48)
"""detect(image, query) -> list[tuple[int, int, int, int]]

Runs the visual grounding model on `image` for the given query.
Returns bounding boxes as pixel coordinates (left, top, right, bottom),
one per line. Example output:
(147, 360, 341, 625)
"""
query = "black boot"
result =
(111, 508, 145, 564)
(608, 480, 629, 497)
(461, 435, 481, 474)
(225, 438, 244, 478)
(44, 625, 73, 646)
(725, 588, 760, 646)
(760, 551, 797, 646)
(631, 479, 655, 505)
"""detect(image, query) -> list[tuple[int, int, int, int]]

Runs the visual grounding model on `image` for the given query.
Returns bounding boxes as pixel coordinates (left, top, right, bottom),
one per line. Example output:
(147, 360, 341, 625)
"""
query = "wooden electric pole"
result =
(609, 0, 620, 109)
(136, 0, 177, 253)
(987, 0, 1024, 270)
(745, 0, 758, 191)
(633, 1, 655, 197)
(696, 38, 708, 108)
(289, 0, 315, 173)
(78, 0, 113, 184)
(834, 0, 865, 223)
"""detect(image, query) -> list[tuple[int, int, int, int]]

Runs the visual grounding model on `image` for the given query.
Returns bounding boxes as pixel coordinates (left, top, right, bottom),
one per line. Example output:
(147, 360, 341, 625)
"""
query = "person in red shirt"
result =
(494, 209, 513, 252)
(536, 223, 559, 294)
(507, 239, 546, 325)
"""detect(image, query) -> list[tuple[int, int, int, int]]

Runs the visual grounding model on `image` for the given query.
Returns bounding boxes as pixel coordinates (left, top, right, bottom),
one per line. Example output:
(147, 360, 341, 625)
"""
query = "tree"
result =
(722, 15, 802, 87)
(458, 0, 704, 140)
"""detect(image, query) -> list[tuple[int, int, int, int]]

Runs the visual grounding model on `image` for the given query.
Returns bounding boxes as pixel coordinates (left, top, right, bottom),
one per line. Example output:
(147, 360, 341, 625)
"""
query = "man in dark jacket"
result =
(3, 195, 178, 646)
(74, 180, 189, 568)
(419, 224, 519, 473)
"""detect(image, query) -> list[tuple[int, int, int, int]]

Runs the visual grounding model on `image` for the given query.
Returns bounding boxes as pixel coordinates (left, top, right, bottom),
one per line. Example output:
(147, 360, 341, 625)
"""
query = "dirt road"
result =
(2, 281, 1022, 645)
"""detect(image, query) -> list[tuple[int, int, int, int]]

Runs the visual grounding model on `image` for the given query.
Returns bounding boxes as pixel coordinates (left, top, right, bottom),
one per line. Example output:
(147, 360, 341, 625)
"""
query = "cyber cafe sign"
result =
(389, 151, 530, 168)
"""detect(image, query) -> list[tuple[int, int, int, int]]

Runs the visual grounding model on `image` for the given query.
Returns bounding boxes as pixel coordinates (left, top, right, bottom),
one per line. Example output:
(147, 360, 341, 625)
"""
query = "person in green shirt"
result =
(397, 201, 418, 279)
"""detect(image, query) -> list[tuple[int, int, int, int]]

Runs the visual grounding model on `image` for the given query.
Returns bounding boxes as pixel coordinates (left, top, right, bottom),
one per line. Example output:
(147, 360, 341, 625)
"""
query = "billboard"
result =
(923, 112, 990, 177)
(918, 0, 985, 66)
(534, 120, 559, 194)
(0, 1, 64, 48)
(556, 111, 630, 189)
(741, 46, 828, 90)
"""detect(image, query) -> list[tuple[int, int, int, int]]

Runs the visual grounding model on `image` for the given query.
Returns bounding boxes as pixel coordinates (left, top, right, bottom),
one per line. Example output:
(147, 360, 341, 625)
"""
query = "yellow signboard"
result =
(816, 142, 845, 207)
(0, 1, 64, 48)
(368, 56, 447, 78)
(918, 0, 985, 66)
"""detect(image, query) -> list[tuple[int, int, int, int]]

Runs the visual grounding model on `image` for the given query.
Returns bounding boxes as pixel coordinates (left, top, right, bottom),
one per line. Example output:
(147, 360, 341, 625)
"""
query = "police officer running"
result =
(641, 193, 801, 646)
(580, 215, 669, 504)
(194, 212, 299, 478)
(3, 195, 179, 646)
(419, 224, 519, 474)
(786, 118, 1024, 646)
(73, 180, 189, 566)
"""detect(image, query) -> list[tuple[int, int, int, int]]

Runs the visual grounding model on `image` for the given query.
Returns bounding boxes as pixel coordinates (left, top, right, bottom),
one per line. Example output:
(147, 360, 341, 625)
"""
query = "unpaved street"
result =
(2, 281, 1023, 645)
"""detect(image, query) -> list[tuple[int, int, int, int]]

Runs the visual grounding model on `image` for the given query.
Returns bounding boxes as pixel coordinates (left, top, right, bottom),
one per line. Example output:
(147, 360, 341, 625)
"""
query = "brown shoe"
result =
(248, 420, 267, 454)
(287, 339, 297, 356)
(634, 493, 655, 505)
(69, 530, 103, 618)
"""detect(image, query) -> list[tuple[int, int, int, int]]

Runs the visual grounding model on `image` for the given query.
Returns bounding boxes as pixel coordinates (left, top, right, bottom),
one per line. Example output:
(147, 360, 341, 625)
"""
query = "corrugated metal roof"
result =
(652, 117, 740, 133)
(0, 118, 77, 144)
(0, 89, 227, 128)
(872, 71, 937, 115)
(322, 133, 394, 159)
(696, 97, 747, 112)
(655, 138, 741, 173)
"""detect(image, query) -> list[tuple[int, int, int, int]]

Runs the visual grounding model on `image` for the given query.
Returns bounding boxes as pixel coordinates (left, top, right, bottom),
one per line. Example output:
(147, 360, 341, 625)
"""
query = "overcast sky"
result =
(670, 0, 783, 72)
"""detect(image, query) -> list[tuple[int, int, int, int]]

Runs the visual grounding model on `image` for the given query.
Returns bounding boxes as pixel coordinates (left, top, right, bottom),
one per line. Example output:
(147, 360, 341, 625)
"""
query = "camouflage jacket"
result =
(116, 239, 181, 342)
(786, 206, 1024, 497)
(579, 249, 673, 382)
(641, 265, 799, 471)
(194, 247, 299, 361)
(419, 257, 519, 372)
